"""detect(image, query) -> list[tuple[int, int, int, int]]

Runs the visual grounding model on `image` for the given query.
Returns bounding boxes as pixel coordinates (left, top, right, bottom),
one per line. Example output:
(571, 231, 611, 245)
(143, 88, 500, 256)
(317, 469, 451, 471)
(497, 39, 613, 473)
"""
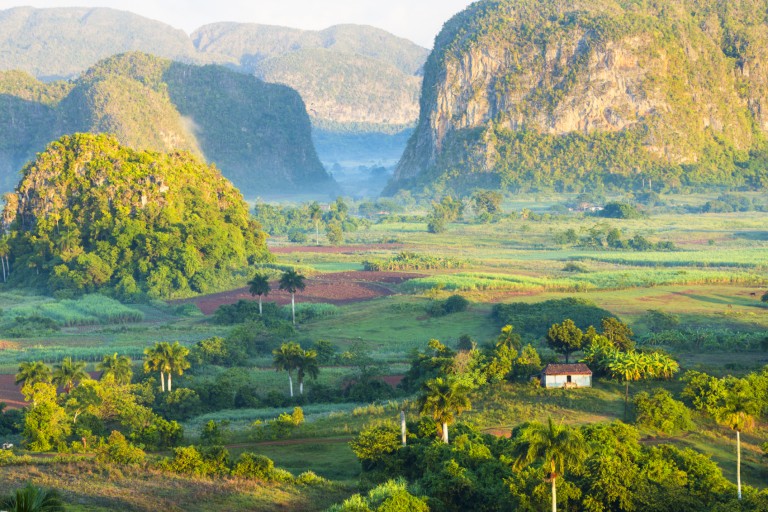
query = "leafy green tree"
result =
(51, 357, 89, 393)
(273, 342, 303, 397)
(350, 421, 402, 471)
(279, 269, 306, 325)
(513, 418, 585, 512)
(1, 483, 64, 512)
(326, 221, 344, 245)
(633, 389, 693, 434)
(600, 317, 635, 351)
(21, 382, 71, 452)
(15, 361, 51, 388)
(248, 272, 271, 316)
(418, 376, 472, 444)
(96, 353, 133, 385)
(95, 430, 146, 466)
(546, 319, 584, 363)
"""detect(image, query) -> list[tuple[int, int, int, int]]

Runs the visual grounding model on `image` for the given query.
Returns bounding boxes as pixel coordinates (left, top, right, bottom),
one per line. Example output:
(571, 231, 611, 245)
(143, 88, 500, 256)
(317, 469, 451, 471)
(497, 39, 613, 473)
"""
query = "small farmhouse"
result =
(540, 363, 592, 389)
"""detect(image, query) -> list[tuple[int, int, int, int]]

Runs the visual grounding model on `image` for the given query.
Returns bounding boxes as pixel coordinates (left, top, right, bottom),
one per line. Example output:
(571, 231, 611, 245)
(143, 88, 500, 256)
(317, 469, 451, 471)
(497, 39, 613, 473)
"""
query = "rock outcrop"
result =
(389, 0, 768, 193)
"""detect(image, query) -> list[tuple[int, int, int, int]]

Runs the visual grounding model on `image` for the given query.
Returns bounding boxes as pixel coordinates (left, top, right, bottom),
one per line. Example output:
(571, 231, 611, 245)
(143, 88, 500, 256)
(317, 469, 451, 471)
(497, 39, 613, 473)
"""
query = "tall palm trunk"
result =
(315, 221, 319, 246)
(288, 372, 294, 397)
(160, 371, 166, 392)
(552, 477, 557, 512)
(442, 422, 449, 444)
(291, 293, 296, 325)
(167, 372, 172, 392)
(551, 460, 557, 512)
(737, 429, 742, 500)
(258, 296, 262, 316)
(299, 378, 304, 395)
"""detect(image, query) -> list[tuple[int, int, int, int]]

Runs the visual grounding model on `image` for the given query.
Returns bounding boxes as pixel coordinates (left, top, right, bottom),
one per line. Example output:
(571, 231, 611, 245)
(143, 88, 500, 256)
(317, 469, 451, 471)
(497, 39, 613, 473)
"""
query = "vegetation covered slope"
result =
(0, 7, 205, 79)
(389, 0, 768, 194)
(0, 52, 336, 196)
(192, 23, 428, 132)
(1, 133, 271, 298)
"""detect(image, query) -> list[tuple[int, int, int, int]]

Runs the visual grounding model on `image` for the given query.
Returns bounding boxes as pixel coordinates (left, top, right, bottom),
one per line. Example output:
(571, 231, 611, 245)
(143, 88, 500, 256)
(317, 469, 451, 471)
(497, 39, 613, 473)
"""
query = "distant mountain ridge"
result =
(0, 7, 428, 134)
(0, 52, 336, 196)
(389, 0, 768, 194)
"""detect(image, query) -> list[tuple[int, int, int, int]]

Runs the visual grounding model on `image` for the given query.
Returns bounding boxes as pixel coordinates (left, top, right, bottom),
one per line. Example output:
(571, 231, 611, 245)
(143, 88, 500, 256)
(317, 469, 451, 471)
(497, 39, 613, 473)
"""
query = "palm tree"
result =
(309, 202, 322, 246)
(279, 269, 306, 325)
(608, 351, 645, 420)
(166, 341, 191, 392)
(717, 378, 759, 500)
(248, 272, 271, 316)
(15, 361, 52, 388)
(273, 342, 303, 397)
(51, 357, 88, 393)
(144, 342, 171, 392)
(96, 353, 133, 385)
(418, 377, 472, 444)
(514, 418, 585, 512)
(296, 349, 319, 395)
(1, 482, 64, 512)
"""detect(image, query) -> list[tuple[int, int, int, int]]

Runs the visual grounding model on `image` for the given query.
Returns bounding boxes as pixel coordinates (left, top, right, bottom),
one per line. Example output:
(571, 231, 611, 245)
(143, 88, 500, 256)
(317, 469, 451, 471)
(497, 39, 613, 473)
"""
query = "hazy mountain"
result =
(0, 7, 208, 80)
(388, 0, 768, 194)
(0, 52, 336, 196)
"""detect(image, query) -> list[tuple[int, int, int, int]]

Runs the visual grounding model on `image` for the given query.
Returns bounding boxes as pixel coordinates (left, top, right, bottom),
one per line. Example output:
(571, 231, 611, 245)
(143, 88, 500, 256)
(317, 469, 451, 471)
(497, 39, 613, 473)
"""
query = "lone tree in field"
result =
(296, 348, 319, 395)
(166, 341, 191, 392)
(279, 269, 306, 325)
(273, 342, 303, 397)
(97, 353, 133, 385)
(514, 418, 585, 512)
(418, 377, 472, 444)
(15, 361, 52, 388)
(600, 317, 635, 351)
(546, 319, 584, 363)
(52, 357, 89, 393)
(248, 272, 271, 316)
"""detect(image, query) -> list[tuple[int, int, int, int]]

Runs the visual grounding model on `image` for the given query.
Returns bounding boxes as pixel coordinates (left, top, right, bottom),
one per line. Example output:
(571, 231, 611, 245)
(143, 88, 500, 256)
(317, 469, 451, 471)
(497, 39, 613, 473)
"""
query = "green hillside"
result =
(2, 133, 271, 298)
(389, 0, 768, 194)
(0, 52, 337, 196)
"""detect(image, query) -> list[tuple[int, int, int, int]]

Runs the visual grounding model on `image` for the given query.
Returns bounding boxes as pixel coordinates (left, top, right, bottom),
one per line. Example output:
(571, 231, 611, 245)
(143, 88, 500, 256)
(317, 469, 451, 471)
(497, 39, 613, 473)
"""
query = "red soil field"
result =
(176, 271, 423, 315)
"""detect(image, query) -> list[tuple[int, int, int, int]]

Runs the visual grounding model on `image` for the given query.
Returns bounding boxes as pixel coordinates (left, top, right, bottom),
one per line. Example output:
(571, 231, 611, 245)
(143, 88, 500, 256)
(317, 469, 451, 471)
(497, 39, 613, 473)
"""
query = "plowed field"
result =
(176, 271, 422, 315)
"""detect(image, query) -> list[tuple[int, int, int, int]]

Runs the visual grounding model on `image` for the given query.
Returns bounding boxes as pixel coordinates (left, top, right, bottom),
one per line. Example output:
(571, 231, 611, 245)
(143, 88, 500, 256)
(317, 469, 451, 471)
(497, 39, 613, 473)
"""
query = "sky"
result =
(0, 1, 476, 47)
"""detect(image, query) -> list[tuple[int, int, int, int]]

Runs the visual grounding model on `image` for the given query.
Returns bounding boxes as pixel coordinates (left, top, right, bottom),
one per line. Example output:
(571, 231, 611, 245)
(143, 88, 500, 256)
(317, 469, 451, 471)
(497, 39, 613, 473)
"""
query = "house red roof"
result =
(541, 363, 592, 376)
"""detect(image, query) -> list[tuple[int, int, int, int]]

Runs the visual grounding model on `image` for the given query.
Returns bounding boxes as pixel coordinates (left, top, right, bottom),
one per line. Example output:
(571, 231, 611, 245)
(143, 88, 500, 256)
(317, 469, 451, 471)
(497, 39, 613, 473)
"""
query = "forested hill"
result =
(0, 52, 336, 196)
(0, 7, 427, 135)
(388, 0, 768, 195)
(1, 133, 271, 298)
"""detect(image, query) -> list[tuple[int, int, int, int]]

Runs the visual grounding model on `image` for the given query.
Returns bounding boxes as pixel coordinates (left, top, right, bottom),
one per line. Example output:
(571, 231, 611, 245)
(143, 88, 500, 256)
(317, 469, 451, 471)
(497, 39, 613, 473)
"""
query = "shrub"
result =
(162, 445, 208, 476)
(598, 202, 642, 219)
(96, 430, 146, 466)
(633, 389, 693, 435)
(426, 294, 470, 317)
(232, 452, 287, 481)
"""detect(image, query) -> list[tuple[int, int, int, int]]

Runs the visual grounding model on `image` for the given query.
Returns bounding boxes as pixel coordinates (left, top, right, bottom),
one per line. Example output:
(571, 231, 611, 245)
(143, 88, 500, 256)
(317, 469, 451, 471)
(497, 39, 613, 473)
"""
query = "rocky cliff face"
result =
(390, 0, 768, 193)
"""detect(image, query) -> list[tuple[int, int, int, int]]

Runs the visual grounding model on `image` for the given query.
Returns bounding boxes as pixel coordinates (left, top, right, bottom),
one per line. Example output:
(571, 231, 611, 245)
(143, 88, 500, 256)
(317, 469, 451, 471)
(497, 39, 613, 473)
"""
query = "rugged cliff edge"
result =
(388, 0, 768, 194)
